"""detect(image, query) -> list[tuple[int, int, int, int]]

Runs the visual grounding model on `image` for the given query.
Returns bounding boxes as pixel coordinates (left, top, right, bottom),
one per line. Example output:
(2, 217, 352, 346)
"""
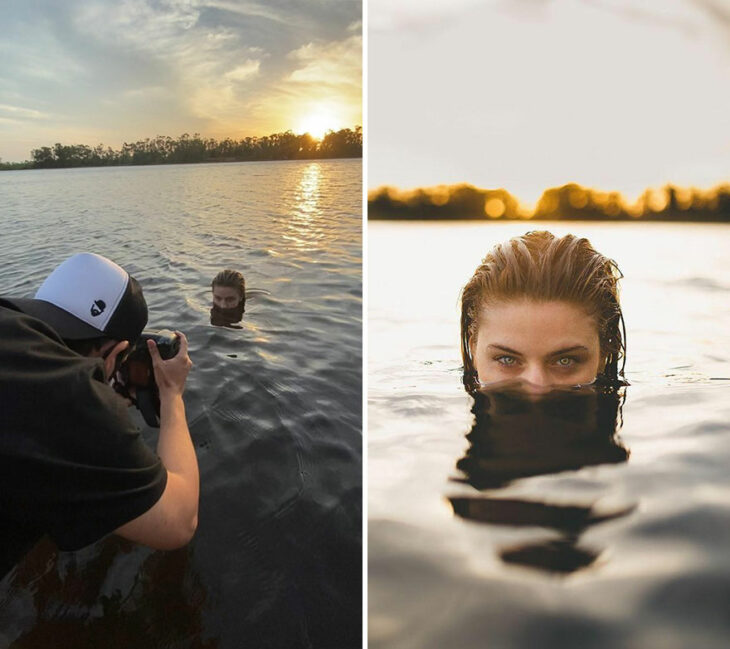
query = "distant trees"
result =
(0, 158, 33, 170)
(14, 127, 362, 170)
(319, 126, 362, 158)
(368, 182, 730, 222)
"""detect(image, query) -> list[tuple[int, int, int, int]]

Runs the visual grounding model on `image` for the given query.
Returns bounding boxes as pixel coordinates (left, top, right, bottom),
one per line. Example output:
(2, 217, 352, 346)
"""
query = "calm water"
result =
(369, 221, 730, 649)
(0, 159, 362, 648)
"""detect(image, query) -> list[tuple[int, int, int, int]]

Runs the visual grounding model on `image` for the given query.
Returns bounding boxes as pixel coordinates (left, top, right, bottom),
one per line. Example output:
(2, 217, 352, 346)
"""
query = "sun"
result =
(296, 109, 339, 140)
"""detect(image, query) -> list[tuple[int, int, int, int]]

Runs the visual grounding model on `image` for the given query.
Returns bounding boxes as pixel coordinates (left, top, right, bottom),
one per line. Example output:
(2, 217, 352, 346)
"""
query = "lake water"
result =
(0, 159, 362, 648)
(369, 221, 730, 649)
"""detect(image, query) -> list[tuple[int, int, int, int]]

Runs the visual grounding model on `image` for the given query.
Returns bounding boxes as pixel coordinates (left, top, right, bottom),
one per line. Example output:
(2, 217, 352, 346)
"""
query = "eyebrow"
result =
(487, 344, 590, 356)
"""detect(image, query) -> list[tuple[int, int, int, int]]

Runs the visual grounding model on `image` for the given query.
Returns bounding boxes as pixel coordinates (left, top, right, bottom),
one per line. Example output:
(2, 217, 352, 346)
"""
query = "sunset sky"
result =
(369, 0, 730, 204)
(0, 0, 362, 162)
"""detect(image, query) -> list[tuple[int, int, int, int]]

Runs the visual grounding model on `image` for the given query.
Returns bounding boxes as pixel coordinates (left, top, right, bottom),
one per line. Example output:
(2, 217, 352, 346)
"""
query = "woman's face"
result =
(472, 299, 602, 390)
(212, 285, 242, 309)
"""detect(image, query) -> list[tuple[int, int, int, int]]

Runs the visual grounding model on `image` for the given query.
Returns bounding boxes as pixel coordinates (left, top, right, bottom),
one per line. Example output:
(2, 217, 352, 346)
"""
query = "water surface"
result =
(369, 221, 730, 649)
(0, 159, 362, 648)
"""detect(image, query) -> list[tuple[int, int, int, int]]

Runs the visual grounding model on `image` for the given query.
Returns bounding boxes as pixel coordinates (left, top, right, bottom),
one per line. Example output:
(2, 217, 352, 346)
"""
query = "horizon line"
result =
(1, 126, 364, 164)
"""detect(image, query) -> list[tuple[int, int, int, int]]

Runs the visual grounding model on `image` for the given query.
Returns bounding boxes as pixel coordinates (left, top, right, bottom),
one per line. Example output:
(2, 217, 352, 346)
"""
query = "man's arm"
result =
(114, 332, 199, 549)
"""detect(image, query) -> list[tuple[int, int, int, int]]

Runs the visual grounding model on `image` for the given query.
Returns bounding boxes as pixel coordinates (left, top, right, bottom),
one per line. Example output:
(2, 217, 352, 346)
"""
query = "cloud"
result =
(224, 59, 261, 82)
(287, 35, 362, 88)
(122, 86, 172, 99)
(70, 0, 270, 126)
(0, 104, 52, 121)
(198, 0, 289, 23)
(579, 0, 702, 37)
(692, 0, 730, 35)
(0, 0, 362, 160)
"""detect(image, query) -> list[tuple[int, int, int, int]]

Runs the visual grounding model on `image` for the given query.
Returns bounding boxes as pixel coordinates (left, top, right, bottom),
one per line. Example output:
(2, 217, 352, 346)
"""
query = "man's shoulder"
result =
(0, 300, 130, 445)
(0, 301, 103, 386)
(0, 300, 66, 348)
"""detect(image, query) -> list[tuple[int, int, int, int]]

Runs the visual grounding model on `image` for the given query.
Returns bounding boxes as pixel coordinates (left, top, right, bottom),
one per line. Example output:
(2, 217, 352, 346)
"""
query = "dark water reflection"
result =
(450, 386, 634, 574)
(0, 160, 362, 648)
(210, 303, 245, 328)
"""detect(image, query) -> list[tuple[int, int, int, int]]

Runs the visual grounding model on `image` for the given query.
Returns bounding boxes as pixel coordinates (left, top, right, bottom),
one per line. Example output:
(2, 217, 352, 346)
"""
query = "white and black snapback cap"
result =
(6, 253, 148, 341)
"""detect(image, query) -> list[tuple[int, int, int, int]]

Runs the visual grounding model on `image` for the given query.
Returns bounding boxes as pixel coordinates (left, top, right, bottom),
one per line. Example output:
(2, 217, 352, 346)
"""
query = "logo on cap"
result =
(90, 299, 106, 317)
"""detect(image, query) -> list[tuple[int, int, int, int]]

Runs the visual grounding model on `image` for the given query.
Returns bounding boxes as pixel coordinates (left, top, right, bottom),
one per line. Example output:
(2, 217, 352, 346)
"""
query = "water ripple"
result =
(0, 159, 362, 648)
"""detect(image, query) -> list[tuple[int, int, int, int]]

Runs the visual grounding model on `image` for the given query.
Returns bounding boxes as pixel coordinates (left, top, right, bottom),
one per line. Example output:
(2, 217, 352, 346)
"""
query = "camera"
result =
(115, 329, 180, 428)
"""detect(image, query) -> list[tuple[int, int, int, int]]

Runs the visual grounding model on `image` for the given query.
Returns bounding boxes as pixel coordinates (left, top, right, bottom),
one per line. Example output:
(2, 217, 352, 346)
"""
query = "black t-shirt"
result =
(0, 301, 167, 577)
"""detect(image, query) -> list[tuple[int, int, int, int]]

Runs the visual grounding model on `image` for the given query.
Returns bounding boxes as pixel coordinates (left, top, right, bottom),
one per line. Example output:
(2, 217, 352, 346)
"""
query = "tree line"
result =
(369, 182, 730, 222)
(0, 127, 362, 170)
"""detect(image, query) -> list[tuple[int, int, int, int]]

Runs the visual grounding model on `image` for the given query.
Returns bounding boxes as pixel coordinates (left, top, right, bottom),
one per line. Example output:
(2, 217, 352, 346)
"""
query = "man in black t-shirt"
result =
(0, 253, 199, 578)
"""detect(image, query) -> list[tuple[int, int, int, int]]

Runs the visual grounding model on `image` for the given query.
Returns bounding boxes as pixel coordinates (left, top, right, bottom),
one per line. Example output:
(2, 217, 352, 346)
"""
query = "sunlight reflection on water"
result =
(0, 159, 362, 649)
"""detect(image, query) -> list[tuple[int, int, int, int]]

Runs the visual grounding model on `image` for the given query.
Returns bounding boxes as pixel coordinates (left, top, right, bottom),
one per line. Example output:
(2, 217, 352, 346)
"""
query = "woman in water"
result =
(460, 230, 625, 392)
(210, 269, 246, 327)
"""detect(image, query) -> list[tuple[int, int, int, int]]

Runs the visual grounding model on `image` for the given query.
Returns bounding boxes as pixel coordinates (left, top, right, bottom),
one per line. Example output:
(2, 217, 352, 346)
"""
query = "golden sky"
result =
(0, 0, 362, 162)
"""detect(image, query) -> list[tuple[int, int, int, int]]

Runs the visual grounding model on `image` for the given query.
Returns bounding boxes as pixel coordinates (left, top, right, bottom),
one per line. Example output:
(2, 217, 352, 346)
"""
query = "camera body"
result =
(117, 329, 180, 427)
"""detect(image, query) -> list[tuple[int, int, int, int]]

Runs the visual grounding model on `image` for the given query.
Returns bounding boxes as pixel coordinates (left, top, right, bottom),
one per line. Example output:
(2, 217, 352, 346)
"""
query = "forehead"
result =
(476, 299, 599, 351)
(212, 285, 240, 297)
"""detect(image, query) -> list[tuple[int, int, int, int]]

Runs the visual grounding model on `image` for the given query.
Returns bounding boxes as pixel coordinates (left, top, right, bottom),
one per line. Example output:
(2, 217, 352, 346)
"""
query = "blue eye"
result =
(495, 355, 518, 366)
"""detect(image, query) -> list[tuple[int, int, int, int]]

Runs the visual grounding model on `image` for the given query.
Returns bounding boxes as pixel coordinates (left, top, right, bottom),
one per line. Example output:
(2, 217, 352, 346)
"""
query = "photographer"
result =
(0, 253, 198, 577)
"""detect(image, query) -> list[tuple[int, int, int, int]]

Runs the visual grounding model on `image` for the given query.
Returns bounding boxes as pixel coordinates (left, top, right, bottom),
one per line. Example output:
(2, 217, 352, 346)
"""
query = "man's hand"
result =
(147, 331, 192, 399)
(103, 340, 130, 382)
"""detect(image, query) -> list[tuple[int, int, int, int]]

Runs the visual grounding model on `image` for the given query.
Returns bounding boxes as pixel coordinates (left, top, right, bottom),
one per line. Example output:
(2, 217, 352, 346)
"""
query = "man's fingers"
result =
(109, 340, 129, 362)
(147, 339, 162, 365)
(104, 341, 130, 380)
(175, 331, 188, 357)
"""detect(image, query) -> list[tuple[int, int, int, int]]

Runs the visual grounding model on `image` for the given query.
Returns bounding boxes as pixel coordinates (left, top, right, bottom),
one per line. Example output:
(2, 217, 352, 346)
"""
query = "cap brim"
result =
(4, 298, 105, 340)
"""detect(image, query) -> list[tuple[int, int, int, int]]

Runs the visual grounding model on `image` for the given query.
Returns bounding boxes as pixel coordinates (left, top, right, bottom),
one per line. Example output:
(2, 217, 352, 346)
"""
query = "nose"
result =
(519, 363, 552, 394)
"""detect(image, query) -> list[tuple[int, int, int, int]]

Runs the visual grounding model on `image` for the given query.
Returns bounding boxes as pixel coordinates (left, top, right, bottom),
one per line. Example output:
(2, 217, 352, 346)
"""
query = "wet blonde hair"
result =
(460, 231, 625, 389)
(212, 269, 246, 301)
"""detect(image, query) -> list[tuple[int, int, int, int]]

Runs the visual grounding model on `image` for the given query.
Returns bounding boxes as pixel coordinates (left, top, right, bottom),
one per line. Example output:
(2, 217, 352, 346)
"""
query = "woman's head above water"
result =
(460, 231, 625, 391)
(212, 269, 246, 309)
